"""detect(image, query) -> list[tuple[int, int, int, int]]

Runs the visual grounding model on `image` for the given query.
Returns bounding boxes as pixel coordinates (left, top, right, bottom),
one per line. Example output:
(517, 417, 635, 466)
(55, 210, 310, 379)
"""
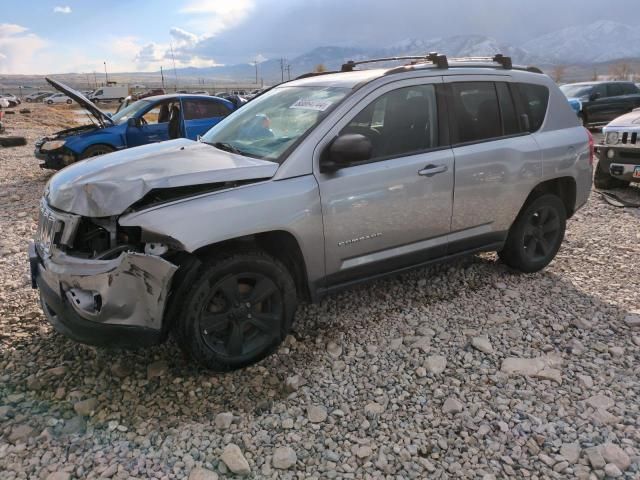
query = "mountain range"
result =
(174, 20, 640, 83)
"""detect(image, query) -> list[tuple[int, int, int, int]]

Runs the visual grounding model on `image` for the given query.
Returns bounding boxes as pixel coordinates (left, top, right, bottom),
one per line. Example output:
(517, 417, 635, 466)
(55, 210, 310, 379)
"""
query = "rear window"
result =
(516, 83, 549, 132)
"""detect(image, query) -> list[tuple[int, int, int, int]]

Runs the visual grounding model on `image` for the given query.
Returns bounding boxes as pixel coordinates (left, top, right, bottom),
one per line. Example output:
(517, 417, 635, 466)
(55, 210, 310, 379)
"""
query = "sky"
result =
(1, 0, 640, 75)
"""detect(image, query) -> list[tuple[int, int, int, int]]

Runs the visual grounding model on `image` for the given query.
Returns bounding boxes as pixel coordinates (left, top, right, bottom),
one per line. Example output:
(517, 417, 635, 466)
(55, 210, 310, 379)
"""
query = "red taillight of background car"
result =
(585, 127, 594, 166)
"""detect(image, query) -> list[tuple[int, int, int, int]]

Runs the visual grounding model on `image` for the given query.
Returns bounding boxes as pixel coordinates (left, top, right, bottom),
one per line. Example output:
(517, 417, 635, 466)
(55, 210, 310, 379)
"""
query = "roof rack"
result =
(341, 52, 449, 72)
(448, 54, 512, 69)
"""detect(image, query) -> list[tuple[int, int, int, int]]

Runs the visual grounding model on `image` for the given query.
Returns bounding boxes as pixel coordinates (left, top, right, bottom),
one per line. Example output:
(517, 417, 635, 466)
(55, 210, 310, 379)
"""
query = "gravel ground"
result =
(1, 106, 639, 480)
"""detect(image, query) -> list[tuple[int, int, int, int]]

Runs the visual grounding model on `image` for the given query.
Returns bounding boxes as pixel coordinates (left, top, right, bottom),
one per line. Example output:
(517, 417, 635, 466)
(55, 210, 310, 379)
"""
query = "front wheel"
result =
(80, 144, 114, 159)
(499, 194, 567, 273)
(46, 100, 53, 105)
(66, 99, 72, 104)
(172, 251, 297, 371)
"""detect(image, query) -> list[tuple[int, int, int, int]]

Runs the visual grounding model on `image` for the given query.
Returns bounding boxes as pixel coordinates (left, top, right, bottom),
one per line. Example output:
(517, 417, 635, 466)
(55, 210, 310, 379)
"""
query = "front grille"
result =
(621, 132, 638, 146)
(35, 201, 64, 257)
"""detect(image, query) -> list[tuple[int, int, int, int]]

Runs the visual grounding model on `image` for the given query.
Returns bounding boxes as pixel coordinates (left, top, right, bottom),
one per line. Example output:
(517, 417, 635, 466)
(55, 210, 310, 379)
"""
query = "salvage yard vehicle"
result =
(25, 91, 54, 103)
(35, 78, 236, 169)
(29, 53, 592, 371)
(45, 93, 73, 105)
(88, 84, 128, 103)
(1, 93, 21, 106)
(560, 81, 640, 127)
(596, 107, 640, 188)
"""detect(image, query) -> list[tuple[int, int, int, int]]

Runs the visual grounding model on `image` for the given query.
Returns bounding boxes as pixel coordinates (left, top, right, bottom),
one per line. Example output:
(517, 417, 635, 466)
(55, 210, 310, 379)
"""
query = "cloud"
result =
(53, 6, 72, 14)
(0, 23, 47, 74)
(170, 27, 198, 47)
(179, 0, 255, 36)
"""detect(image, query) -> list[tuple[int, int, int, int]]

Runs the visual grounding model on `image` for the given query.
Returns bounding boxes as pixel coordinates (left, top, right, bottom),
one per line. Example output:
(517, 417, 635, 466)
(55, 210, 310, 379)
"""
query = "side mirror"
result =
(127, 117, 140, 127)
(589, 92, 601, 101)
(321, 134, 372, 173)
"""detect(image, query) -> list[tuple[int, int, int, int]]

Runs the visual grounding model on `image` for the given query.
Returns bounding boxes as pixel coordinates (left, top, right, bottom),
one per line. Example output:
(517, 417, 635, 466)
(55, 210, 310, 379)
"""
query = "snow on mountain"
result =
(522, 20, 640, 63)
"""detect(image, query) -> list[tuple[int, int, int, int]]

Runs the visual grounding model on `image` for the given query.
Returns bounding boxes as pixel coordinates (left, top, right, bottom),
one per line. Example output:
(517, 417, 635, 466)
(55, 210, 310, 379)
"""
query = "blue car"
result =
(35, 78, 235, 169)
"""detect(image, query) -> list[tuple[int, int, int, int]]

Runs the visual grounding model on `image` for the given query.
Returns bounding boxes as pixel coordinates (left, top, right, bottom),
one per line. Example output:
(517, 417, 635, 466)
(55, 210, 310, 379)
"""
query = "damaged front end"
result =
(29, 199, 178, 348)
(35, 125, 98, 169)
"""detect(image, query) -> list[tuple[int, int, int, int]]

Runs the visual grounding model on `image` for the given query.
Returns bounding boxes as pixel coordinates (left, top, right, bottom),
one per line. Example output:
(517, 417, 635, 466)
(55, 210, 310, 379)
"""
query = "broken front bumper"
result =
(597, 146, 640, 182)
(29, 242, 178, 348)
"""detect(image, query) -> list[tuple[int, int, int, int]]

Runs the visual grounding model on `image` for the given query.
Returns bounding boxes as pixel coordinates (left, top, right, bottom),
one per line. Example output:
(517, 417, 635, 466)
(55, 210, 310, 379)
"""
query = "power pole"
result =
(280, 58, 285, 83)
(93, 71, 98, 89)
(286, 64, 291, 81)
(254, 58, 259, 85)
(160, 66, 165, 89)
(170, 43, 179, 91)
(103, 61, 109, 84)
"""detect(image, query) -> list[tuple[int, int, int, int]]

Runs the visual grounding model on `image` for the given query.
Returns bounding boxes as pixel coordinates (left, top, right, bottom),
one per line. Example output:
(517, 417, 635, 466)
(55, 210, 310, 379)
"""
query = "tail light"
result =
(585, 128, 594, 166)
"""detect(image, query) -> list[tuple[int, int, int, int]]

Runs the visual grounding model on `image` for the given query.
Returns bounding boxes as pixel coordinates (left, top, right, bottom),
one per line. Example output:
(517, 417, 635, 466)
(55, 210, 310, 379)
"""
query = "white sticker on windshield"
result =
(289, 99, 333, 111)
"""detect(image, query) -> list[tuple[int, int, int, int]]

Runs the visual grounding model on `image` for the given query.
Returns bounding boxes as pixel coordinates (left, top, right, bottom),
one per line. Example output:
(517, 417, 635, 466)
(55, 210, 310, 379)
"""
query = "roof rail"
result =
(341, 52, 449, 72)
(447, 54, 513, 69)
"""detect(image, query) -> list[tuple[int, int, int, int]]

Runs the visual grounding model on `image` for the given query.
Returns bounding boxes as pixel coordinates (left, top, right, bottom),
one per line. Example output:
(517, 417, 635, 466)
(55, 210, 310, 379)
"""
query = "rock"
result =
(553, 461, 569, 473)
(110, 362, 132, 378)
(425, 354, 447, 374)
(632, 336, 640, 346)
(586, 394, 614, 410)
(45, 366, 67, 376)
(61, 416, 86, 435)
(604, 463, 623, 478)
(214, 412, 234, 429)
(284, 374, 302, 392)
(308, 405, 327, 423)
(147, 360, 168, 379)
(623, 312, 640, 328)
(608, 346, 624, 357)
(220, 443, 251, 475)
(501, 355, 562, 383)
(586, 447, 606, 469)
(101, 464, 118, 478)
(601, 443, 630, 471)
(535, 368, 562, 384)
(189, 467, 219, 480)
(73, 398, 98, 417)
(46, 473, 71, 480)
(442, 397, 463, 414)
(577, 374, 593, 388)
(415, 366, 427, 377)
(8, 424, 35, 443)
(326, 341, 343, 358)
(470, 336, 493, 354)
(272, 446, 297, 469)
(591, 408, 621, 425)
(364, 402, 384, 417)
(567, 338, 585, 355)
(560, 442, 581, 464)
(282, 418, 294, 429)
(356, 445, 373, 459)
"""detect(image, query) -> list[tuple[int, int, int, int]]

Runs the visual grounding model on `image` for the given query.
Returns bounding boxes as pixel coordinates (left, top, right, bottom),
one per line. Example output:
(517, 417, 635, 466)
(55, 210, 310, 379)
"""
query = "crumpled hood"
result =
(606, 108, 640, 128)
(46, 138, 279, 217)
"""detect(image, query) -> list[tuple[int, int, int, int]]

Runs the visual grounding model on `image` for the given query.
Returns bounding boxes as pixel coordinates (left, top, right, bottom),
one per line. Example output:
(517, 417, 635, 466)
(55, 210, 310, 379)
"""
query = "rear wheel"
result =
(66, 99, 72, 104)
(173, 251, 297, 371)
(46, 100, 53, 105)
(80, 144, 114, 159)
(594, 160, 629, 189)
(499, 194, 567, 273)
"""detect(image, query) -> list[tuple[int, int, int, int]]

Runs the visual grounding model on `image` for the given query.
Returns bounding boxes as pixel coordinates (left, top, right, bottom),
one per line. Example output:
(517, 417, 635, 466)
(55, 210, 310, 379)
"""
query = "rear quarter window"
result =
(516, 83, 549, 132)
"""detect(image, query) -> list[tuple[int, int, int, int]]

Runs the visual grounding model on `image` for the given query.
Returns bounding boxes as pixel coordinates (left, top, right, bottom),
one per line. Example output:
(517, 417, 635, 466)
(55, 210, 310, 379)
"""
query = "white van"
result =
(89, 85, 129, 103)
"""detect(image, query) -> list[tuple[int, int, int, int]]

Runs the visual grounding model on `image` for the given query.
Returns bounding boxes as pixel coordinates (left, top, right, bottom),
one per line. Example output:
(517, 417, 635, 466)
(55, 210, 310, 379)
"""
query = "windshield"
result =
(110, 99, 152, 124)
(200, 86, 350, 161)
(560, 84, 593, 98)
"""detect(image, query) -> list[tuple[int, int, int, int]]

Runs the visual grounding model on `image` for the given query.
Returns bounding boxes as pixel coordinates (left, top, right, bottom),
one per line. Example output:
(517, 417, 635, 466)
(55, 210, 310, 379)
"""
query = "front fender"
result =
(118, 176, 326, 285)
(64, 125, 127, 155)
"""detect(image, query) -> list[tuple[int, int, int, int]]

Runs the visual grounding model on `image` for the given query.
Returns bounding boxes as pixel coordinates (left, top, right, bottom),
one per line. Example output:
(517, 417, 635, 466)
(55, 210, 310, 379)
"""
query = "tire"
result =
(80, 144, 114, 159)
(499, 194, 567, 273)
(0, 136, 27, 148)
(172, 250, 297, 371)
(594, 160, 629, 190)
(47, 100, 53, 105)
(66, 99, 72, 104)
(26, 98, 33, 103)
(118, 97, 124, 103)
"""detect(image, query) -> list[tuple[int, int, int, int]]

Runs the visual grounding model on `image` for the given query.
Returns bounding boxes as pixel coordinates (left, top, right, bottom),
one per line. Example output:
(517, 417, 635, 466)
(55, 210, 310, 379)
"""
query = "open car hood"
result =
(46, 139, 279, 217)
(45, 77, 114, 128)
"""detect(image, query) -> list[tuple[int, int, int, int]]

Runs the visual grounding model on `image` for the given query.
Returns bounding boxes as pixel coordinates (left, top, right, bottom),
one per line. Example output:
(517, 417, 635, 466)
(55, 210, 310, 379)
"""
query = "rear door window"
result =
(450, 82, 502, 143)
(515, 83, 549, 132)
(607, 83, 624, 97)
(495, 82, 520, 136)
(183, 99, 231, 120)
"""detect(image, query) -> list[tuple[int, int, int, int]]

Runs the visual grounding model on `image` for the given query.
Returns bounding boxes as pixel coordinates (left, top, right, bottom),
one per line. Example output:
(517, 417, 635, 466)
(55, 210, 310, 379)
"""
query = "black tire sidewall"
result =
(173, 251, 297, 371)
(502, 194, 567, 273)
(80, 144, 114, 159)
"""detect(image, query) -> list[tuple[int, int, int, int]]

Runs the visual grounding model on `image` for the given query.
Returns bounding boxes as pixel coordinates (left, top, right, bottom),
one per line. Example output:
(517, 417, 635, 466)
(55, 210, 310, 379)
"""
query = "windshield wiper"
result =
(209, 141, 241, 155)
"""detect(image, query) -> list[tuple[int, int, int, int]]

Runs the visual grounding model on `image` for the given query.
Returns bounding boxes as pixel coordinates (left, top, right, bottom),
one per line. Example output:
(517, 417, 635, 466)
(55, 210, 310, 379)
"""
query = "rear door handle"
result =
(418, 164, 448, 177)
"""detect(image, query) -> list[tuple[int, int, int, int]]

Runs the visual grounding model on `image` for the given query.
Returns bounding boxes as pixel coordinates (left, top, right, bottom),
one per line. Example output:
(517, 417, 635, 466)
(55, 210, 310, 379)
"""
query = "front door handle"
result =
(418, 164, 448, 177)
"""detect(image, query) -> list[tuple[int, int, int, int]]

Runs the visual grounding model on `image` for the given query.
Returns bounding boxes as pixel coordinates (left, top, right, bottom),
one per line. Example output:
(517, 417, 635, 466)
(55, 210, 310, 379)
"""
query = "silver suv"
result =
(29, 54, 593, 370)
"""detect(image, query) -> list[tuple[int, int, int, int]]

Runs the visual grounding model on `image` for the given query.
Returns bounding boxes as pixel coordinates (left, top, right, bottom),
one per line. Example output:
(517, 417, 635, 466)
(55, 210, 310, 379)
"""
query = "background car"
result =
(134, 88, 166, 100)
(192, 90, 210, 95)
(44, 93, 73, 105)
(35, 78, 236, 169)
(596, 108, 640, 189)
(24, 91, 52, 103)
(0, 93, 21, 107)
(560, 81, 640, 127)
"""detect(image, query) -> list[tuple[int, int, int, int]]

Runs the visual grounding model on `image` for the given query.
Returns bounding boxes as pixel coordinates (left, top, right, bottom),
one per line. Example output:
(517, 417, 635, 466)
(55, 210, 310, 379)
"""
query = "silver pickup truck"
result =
(29, 54, 593, 370)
